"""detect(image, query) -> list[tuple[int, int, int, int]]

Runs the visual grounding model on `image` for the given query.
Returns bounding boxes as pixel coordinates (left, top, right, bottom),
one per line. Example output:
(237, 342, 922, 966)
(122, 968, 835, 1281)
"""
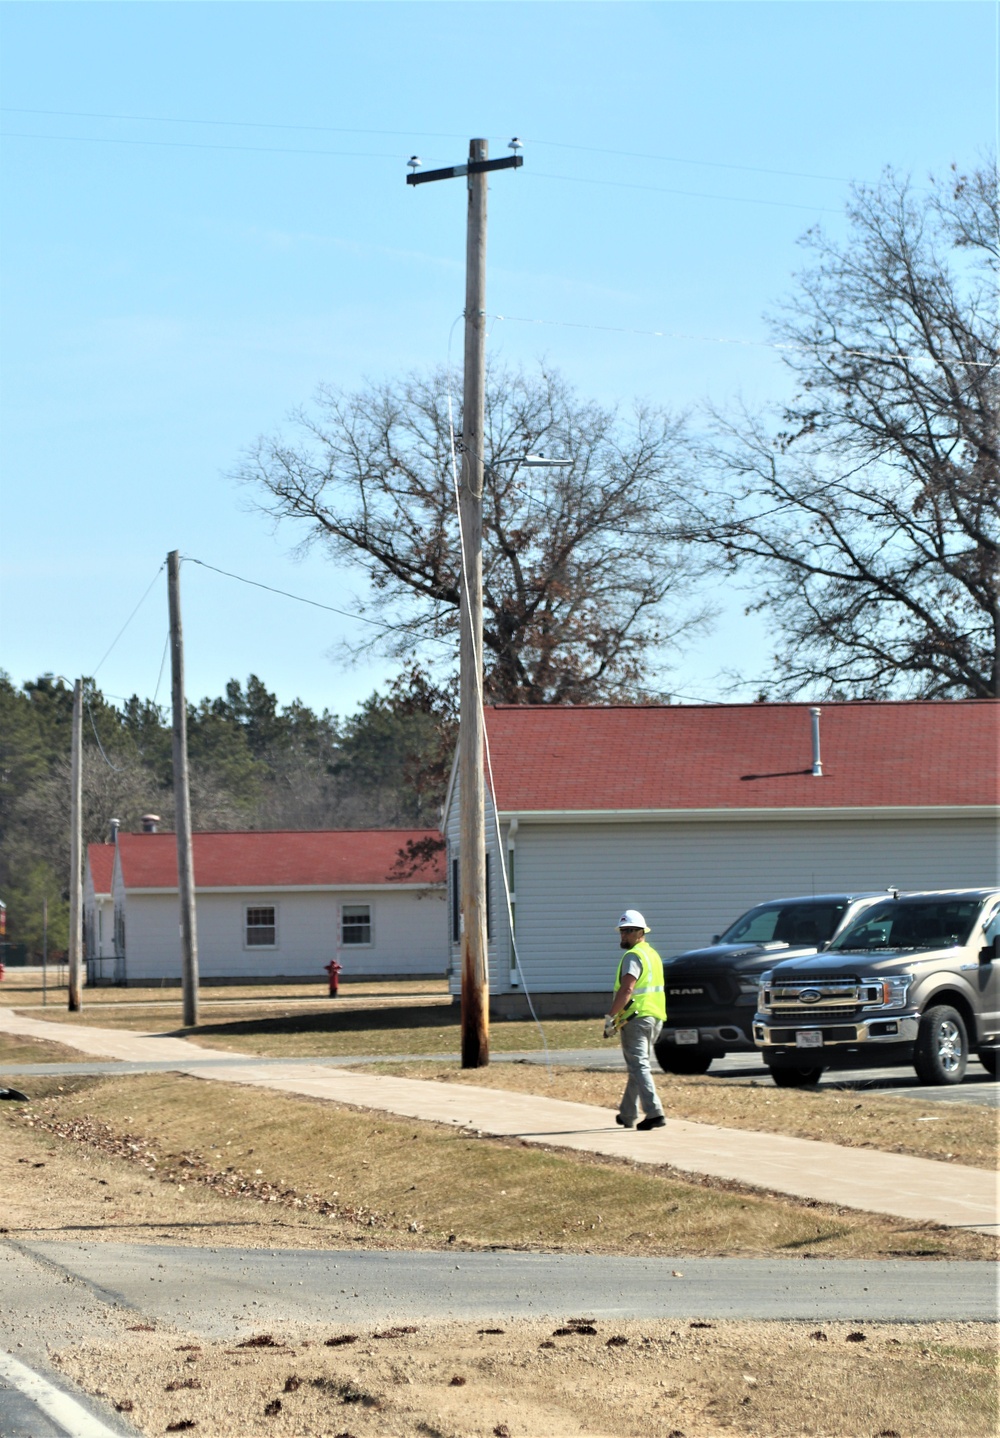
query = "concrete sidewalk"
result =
(2, 1007, 997, 1234)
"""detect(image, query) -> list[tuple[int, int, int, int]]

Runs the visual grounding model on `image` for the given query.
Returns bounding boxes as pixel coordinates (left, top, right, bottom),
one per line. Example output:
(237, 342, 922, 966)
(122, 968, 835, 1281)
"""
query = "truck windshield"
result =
(829, 898, 982, 952)
(719, 901, 847, 948)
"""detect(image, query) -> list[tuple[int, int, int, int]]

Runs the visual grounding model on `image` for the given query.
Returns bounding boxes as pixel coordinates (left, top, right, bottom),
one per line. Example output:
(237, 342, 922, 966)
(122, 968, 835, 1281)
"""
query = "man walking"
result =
(604, 909, 667, 1130)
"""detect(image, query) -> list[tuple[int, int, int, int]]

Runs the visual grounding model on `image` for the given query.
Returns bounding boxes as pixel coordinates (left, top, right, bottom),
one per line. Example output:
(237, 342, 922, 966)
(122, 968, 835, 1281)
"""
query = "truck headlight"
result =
(862, 975, 912, 1009)
(757, 971, 773, 1012)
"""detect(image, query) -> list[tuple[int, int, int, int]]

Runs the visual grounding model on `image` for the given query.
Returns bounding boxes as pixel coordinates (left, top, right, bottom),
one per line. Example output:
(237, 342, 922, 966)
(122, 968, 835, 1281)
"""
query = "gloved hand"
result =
(602, 1013, 618, 1039)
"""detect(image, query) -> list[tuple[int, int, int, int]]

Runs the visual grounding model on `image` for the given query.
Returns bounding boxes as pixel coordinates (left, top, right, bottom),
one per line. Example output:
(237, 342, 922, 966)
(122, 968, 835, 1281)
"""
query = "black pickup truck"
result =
(753, 888, 1000, 1086)
(655, 892, 885, 1075)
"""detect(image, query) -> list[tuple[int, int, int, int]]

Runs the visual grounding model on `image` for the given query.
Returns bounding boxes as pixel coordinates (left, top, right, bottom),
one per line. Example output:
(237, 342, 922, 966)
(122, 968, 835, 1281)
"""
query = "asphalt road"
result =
(3, 1237, 998, 1436)
(22, 1241, 1000, 1328)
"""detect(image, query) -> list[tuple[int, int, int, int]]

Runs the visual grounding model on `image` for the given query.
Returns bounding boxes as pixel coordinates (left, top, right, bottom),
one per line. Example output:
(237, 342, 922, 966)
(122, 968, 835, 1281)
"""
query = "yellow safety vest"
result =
(615, 939, 667, 1023)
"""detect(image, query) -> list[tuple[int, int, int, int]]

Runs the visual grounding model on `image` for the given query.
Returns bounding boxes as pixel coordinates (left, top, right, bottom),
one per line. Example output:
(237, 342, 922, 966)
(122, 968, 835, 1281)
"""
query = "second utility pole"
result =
(458, 138, 490, 1069)
(167, 550, 200, 1027)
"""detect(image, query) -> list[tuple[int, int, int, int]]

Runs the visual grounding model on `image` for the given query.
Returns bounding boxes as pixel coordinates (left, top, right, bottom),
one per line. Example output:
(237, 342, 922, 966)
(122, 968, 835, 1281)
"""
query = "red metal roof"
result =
(115, 829, 445, 890)
(87, 843, 115, 894)
(483, 701, 999, 812)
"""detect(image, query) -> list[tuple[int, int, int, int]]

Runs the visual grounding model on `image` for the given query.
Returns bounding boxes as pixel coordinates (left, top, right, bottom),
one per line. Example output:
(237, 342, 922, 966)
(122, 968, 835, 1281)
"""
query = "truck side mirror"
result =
(817, 940, 828, 952)
(979, 934, 1000, 965)
(711, 935, 721, 944)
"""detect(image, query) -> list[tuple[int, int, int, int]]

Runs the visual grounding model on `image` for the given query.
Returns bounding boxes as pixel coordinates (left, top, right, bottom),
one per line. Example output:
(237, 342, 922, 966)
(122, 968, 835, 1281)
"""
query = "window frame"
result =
(244, 903, 278, 951)
(341, 903, 373, 948)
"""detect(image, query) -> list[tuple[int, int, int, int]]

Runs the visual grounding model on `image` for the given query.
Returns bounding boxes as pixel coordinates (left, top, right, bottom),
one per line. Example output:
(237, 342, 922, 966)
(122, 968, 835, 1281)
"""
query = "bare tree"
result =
(237, 364, 707, 703)
(689, 161, 998, 699)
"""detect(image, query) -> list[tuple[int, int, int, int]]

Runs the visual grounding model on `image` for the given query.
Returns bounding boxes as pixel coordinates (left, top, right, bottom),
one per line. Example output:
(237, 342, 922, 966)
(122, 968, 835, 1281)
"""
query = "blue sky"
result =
(1, 1, 994, 718)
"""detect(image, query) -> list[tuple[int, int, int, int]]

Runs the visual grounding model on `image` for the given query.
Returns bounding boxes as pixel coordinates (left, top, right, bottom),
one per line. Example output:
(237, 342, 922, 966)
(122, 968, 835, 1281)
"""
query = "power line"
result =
(526, 136, 857, 186)
(487, 311, 997, 370)
(182, 556, 388, 626)
(1, 130, 408, 162)
(184, 555, 453, 650)
(91, 563, 165, 677)
(529, 168, 842, 215)
(1, 107, 866, 188)
(0, 106, 472, 142)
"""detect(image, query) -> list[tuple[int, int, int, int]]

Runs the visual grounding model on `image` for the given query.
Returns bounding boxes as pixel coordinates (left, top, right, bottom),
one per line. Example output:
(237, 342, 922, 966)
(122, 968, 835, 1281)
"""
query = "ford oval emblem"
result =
(799, 988, 823, 1004)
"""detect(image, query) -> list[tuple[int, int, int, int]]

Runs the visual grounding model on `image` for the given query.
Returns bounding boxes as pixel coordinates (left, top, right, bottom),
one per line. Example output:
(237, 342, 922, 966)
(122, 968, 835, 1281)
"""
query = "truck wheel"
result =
(976, 1050, 997, 1077)
(770, 1065, 824, 1088)
(655, 1048, 714, 1076)
(913, 1005, 968, 1085)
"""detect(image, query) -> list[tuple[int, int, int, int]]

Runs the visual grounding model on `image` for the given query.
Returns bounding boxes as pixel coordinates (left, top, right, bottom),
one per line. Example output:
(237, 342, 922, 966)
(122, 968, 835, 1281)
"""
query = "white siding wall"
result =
(445, 799, 997, 994)
(446, 778, 507, 997)
(121, 888, 447, 983)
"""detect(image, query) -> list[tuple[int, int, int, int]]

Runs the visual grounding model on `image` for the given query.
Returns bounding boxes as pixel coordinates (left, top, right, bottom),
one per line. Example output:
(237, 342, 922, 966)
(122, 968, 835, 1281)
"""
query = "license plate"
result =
(796, 1029, 823, 1048)
(674, 1029, 699, 1045)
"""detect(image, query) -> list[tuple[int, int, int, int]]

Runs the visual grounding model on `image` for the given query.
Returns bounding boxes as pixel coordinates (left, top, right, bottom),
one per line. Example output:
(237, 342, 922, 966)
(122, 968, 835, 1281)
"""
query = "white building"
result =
(84, 828, 446, 985)
(443, 700, 1000, 1016)
(83, 842, 118, 983)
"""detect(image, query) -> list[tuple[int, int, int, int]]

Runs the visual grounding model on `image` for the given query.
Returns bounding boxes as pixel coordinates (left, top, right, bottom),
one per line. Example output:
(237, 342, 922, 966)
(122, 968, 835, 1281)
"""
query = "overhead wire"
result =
(486, 310, 997, 370)
(91, 562, 165, 677)
(182, 555, 455, 650)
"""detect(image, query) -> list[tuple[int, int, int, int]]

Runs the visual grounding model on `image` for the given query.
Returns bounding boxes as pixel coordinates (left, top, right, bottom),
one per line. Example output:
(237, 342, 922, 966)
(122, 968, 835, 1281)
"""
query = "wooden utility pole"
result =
(406, 138, 521, 1068)
(167, 550, 200, 1027)
(458, 138, 490, 1068)
(67, 678, 83, 1010)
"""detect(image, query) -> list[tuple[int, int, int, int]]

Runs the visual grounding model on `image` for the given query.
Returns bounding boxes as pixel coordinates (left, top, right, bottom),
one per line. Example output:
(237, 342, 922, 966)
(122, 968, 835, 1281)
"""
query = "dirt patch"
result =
(2, 1073, 994, 1259)
(370, 1061, 1000, 1170)
(53, 1317, 998, 1437)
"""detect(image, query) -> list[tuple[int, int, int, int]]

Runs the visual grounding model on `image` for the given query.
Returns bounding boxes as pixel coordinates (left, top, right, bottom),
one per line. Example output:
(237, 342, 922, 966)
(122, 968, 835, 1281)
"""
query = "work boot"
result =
(615, 1114, 635, 1129)
(636, 1114, 666, 1131)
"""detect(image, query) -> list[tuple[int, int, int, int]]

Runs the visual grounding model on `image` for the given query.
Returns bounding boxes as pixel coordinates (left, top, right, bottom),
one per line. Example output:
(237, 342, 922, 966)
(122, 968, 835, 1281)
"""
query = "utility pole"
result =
(167, 550, 199, 1027)
(407, 137, 522, 1068)
(67, 678, 83, 1010)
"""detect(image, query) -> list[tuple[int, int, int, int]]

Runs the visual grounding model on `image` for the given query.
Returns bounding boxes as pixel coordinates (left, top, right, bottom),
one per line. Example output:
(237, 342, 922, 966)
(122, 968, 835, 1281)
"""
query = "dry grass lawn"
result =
(1, 973, 448, 1007)
(0, 1029, 96, 1065)
(19, 994, 605, 1054)
(370, 1061, 1000, 1171)
(2, 1072, 994, 1260)
(54, 1316, 998, 1437)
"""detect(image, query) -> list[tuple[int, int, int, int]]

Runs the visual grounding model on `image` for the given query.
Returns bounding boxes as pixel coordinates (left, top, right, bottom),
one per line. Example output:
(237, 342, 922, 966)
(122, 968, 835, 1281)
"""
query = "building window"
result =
(342, 904, 371, 946)
(245, 906, 277, 947)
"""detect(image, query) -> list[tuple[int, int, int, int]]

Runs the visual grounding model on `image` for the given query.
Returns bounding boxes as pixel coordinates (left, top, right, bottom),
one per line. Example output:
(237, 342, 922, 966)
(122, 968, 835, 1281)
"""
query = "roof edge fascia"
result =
(494, 805, 998, 825)
(120, 881, 446, 896)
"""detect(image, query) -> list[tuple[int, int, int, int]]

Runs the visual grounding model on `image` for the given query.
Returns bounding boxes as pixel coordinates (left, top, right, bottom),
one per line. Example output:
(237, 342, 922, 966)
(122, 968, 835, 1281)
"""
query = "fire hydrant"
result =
(325, 958, 343, 997)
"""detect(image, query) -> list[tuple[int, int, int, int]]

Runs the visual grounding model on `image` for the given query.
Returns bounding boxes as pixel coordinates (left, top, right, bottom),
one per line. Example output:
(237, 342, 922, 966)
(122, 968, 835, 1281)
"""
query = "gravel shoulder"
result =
(50, 1315, 998, 1438)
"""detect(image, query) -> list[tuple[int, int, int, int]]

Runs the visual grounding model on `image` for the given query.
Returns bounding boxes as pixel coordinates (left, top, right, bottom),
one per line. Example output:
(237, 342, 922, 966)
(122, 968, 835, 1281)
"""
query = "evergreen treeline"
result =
(0, 669, 455, 958)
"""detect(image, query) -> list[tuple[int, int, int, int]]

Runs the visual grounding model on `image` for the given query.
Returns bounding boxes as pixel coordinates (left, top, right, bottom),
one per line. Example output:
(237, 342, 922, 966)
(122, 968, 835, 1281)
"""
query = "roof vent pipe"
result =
(809, 707, 823, 777)
(109, 818, 121, 845)
(140, 813, 161, 834)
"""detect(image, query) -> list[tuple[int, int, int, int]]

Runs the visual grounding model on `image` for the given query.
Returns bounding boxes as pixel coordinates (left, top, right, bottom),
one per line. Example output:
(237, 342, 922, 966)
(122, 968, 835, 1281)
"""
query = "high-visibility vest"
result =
(615, 939, 667, 1022)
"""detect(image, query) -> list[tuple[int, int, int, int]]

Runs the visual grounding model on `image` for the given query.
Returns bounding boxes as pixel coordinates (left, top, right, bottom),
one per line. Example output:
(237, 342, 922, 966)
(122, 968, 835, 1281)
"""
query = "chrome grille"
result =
(771, 1006, 860, 1022)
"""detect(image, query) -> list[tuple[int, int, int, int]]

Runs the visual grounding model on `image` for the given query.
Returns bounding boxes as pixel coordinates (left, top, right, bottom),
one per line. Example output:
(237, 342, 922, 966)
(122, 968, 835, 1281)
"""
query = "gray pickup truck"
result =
(753, 888, 1000, 1086)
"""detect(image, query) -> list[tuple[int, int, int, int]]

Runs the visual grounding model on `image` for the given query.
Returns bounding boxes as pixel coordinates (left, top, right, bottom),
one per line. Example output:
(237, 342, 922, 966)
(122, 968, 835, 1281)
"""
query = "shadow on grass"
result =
(165, 999, 459, 1044)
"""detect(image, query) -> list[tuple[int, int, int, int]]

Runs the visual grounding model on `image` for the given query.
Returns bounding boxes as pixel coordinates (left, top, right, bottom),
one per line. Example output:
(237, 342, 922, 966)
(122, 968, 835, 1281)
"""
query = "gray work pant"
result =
(618, 1015, 664, 1123)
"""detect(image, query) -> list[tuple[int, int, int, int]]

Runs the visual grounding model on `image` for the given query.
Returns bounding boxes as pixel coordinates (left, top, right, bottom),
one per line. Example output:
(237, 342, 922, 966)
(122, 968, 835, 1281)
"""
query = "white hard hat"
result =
(617, 909, 649, 932)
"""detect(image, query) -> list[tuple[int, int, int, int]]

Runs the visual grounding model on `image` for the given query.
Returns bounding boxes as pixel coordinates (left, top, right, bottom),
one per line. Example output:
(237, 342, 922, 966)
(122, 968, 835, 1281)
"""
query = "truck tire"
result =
(655, 1047, 714, 1076)
(976, 1049, 997, 1077)
(770, 1064, 824, 1088)
(913, 1005, 968, 1085)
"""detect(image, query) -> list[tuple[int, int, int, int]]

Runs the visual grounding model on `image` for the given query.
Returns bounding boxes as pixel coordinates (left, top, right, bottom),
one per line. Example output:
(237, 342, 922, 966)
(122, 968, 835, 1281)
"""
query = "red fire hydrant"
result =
(325, 958, 343, 997)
